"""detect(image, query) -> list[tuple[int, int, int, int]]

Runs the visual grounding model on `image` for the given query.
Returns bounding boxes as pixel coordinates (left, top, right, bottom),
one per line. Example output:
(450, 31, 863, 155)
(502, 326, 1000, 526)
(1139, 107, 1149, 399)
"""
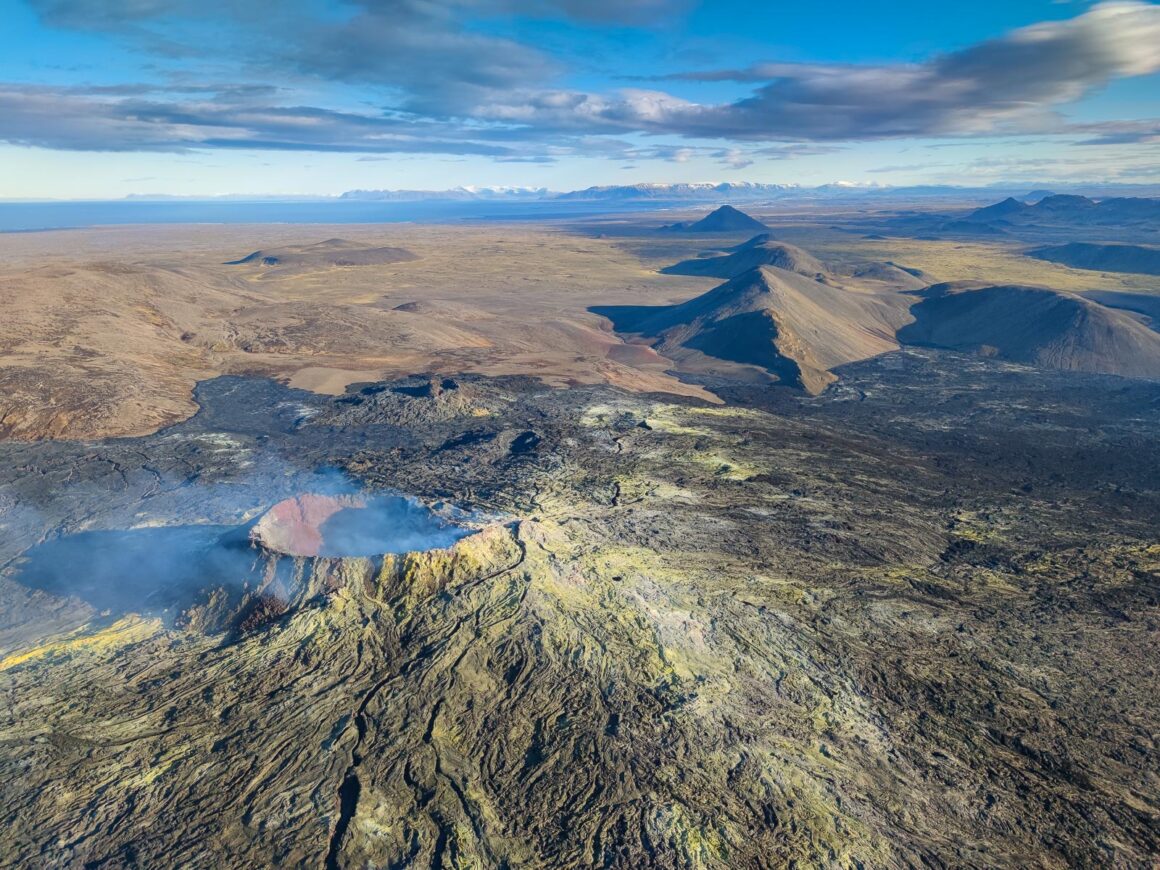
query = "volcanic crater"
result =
(9, 488, 517, 638)
(228, 491, 517, 636)
(250, 492, 472, 558)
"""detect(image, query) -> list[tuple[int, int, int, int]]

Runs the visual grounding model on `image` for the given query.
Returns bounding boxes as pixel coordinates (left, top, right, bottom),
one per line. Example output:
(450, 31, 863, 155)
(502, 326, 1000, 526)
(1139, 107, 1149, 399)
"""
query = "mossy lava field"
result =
(1, 354, 1159, 868)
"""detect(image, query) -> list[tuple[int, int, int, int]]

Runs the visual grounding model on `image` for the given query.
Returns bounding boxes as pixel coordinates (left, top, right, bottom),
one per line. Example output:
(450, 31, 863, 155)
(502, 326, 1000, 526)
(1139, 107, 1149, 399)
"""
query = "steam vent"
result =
(185, 493, 522, 636)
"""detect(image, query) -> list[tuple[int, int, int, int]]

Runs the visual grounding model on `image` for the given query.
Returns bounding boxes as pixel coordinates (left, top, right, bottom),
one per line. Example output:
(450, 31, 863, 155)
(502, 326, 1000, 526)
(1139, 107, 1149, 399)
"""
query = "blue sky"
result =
(0, 0, 1157, 197)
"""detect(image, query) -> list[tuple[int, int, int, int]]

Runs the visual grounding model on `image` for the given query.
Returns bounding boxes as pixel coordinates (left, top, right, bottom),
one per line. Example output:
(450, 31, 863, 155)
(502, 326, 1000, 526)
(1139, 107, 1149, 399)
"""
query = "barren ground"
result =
(3, 214, 1155, 440)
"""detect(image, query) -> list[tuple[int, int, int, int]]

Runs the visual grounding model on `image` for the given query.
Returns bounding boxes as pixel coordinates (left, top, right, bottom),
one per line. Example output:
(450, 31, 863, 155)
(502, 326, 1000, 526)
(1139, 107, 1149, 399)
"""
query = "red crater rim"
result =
(251, 493, 362, 557)
(250, 493, 472, 558)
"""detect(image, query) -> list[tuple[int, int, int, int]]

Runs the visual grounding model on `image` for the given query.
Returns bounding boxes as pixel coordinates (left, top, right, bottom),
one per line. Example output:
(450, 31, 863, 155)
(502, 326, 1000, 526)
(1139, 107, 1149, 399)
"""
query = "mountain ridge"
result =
(594, 264, 910, 393)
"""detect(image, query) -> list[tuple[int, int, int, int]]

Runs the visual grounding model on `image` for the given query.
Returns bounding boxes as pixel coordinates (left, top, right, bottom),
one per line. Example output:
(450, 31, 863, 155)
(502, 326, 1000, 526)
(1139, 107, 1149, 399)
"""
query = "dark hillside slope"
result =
(899, 283, 1160, 378)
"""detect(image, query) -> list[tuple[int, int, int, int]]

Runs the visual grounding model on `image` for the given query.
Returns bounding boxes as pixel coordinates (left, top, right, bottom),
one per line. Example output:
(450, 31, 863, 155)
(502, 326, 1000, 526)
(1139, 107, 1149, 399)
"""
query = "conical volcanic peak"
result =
(661, 205, 770, 233)
(662, 240, 828, 280)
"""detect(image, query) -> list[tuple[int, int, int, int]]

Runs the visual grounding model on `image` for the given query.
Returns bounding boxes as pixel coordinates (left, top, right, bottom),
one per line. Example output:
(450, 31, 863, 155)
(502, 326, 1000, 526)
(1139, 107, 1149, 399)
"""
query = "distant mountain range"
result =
(107, 182, 1160, 206)
(340, 182, 799, 203)
(337, 182, 1160, 205)
(553, 182, 798, 202)
(337, 187, 550, 202)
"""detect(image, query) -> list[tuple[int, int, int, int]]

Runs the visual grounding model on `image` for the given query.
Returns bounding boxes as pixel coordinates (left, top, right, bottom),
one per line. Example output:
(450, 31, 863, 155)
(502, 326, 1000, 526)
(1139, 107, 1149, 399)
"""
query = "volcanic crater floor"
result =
(1, 354, 1159, 868)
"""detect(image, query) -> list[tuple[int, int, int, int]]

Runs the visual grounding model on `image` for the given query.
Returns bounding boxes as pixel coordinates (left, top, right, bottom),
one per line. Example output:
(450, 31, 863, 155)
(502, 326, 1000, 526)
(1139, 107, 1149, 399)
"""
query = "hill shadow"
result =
(589, 304, 668, 333)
